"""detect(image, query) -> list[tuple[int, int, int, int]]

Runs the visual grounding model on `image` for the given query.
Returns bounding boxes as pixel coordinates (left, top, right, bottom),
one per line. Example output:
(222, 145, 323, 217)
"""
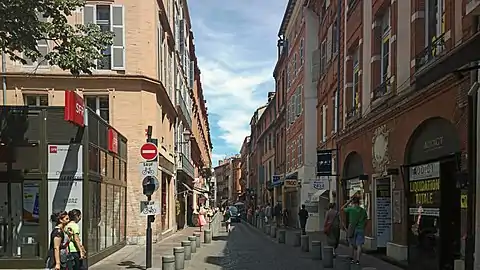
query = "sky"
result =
(189, 0, 288, 167)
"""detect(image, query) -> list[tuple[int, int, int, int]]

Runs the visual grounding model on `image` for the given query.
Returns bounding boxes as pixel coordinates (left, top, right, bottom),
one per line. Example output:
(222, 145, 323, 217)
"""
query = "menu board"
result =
(375, 177, 391, 248)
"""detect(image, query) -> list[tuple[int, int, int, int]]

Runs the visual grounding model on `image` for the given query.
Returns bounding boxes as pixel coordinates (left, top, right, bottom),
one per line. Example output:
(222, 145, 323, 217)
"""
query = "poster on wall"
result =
(48, 179, 83, 235)
(47, 144, 83, 180)
(375, 177, 392, 248)
(23, 182, 40, 223)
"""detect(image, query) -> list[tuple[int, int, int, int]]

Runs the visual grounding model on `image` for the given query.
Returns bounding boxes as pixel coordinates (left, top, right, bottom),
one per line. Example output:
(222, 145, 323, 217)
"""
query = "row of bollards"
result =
(254, 219, 373, 270)
(162, 230, 212, 270)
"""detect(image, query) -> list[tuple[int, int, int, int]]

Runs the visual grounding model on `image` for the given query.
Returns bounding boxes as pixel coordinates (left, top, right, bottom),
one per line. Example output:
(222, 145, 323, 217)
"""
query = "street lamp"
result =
(182, 130, 191, 142)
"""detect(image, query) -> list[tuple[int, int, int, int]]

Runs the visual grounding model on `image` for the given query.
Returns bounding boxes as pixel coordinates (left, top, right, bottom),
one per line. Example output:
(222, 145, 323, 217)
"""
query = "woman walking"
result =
(46, 211, 73, 270)
(324, 203, 341, 257)
(198, 204, 207, 231)
(66, 209, 86, 270)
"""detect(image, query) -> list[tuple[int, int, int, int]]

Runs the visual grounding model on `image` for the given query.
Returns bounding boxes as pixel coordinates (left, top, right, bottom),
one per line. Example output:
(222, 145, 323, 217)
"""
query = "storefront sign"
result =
(408, 162, 440, 210)
(48, 179, 83, 236)
(48, 144, 83, 180)
(64, 91, 85, 127)
(316, 150, 333, 176)
(284, 179, 297, 188)
(272, 175, 282, 186)
(375, 177, 392, 248)
(108, 128, 118, 154)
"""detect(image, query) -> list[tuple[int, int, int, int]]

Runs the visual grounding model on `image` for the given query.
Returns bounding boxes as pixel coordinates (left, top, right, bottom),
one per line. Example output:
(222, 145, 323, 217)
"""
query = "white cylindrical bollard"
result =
(188, 236, 197, 253)
(270, 225, 276, 238)
(293, 231, 301, 247)
(300, 235, 309, 252)
(311, 240, 322, 260)
(173, 247, 185, 270)
(204, 229, 212, 244)
(181, 240, 192, 260)
(277, 229, 286, 244)
(335, 254, 351, 270)
(162, 255, 175, 270)
(194, 232, 201, 248)
(322, 246, 334, 268)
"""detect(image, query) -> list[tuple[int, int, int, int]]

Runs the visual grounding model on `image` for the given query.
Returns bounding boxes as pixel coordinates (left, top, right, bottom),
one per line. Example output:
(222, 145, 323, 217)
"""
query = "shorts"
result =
(349, 229, 365, 247)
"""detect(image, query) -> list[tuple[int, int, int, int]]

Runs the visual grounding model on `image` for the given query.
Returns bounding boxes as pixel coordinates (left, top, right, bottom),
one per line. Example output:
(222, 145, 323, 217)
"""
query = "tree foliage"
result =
(0, 0, 114, 76)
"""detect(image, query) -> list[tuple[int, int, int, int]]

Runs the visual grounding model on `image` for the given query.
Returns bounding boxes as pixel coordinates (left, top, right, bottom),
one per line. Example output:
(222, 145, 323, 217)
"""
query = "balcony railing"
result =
(346, 104, 360, 121)
(176, 90, 192, 128)
(415, 33, 447, 72)
(372, 77, 392, 101)
(177, 152, 194, 178)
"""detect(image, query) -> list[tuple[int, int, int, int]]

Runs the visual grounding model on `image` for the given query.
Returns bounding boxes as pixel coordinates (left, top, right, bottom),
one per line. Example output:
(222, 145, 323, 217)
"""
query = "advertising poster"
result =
(47, 180, 83, 235)
(375, 177, 392, 248)
(23, 182, 40, 223)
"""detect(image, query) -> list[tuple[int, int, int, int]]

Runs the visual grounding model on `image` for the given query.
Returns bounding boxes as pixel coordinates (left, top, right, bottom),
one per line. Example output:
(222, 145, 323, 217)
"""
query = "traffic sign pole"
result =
(145, 126, 154, 269)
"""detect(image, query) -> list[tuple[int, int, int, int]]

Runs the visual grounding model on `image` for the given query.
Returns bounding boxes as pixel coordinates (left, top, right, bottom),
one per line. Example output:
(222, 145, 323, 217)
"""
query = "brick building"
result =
(0, 0, 212, 244)
(239, 136, 251, 201)
(249, 105, 267, 205)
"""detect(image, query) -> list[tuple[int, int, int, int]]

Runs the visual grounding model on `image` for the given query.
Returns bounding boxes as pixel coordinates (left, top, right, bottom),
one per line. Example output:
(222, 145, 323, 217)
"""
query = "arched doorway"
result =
(403, 117, 462, 270)
(342, 152, 367, 203)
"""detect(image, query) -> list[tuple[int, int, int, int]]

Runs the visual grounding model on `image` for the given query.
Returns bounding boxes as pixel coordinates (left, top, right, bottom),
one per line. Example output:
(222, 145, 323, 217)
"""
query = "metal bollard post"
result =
(181, 240, 192, 260)
(265, 224, 271, 234)
(162, 255, 175, 270)
(277, 229, 286, 244)
(322, 246, 334, 268)
(311, 241, 322, 260)
(188, 236, 197, 253)
(270, 225, 276, 238)
(335, 254, 351, 270)
(204, 229, 212, 244)
(300, 235, 309, 252)
(173, 247, 185, 270)
(194, 232, 201, 248)
(293, 231, 301, 247)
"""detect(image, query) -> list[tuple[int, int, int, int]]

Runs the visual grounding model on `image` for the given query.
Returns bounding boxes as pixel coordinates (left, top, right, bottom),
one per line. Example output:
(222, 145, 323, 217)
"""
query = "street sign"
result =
(139, 161, 158, 177)
(140, 201, 160, 216)
(140, 143, 158, 161)
(142, 175, 159, 191)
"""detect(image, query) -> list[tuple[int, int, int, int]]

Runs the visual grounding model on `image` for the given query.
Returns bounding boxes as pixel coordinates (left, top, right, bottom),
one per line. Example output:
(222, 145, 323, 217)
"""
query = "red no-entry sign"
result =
(140, 143, 158, 161)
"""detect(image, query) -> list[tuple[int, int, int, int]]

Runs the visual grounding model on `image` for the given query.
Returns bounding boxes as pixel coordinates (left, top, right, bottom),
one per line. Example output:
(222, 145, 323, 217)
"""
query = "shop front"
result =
(0, 105, 127, 269)
(403, 117, 463, 270)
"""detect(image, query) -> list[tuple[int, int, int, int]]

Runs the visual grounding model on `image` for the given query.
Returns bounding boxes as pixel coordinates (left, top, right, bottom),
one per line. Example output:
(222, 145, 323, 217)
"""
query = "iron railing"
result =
(346, 104, 360, 120)
(176, 90, 192, 128)
(372, 77, 392, 101)
(415, 33, 447, 72)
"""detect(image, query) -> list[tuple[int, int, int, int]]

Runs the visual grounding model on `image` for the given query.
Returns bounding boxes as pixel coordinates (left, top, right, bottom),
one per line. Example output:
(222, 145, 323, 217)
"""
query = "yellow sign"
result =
(461, 195, 467, 209)
(284, 180, 297, 188)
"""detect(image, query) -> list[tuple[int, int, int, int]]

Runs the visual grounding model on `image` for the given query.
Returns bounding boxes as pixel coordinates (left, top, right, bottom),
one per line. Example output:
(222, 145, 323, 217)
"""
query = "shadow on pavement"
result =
(212, 235, 228, 241)
(117, 260, 146, 270)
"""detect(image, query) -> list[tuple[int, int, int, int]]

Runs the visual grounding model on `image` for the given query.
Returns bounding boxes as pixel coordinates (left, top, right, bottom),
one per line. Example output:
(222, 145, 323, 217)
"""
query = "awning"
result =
(311, 189, 329, 202)
(286, 171, 298, 179)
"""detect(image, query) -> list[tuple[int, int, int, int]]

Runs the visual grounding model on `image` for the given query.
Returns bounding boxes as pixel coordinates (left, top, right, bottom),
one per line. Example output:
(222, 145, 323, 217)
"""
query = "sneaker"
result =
(350, 259, 355, 264)
(355, 260, 360, 265)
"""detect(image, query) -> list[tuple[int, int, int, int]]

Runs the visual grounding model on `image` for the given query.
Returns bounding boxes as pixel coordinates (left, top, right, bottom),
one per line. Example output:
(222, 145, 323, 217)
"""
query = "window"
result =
(320, 39, 327, 74)
(333, 91, 338, 133)
(300, 38, 304, 65)
(25, 13, 48, 66)
(24, 94, 48, 106)
(332, 20, 339, 54)
(293, 53, 297, 73)
(426, 0, 445, 44)
(352, 49, 360, 108)
(298, 135, 303, 165)
(296, 86, 302, 116)
(86, 95, 110, 122)
(84, 4, 125, 70)
(322, 104, 327, 142)
(157, 22, 163, 81)
(380, 9, 391, 82)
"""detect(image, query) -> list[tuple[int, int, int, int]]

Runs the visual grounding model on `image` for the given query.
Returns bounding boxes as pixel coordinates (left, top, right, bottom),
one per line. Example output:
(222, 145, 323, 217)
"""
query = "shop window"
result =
(106, 154, 113, 179)
(106, 185, 114, 248)
(100, 150, 106, 176)
(120, 187, 126, 241)
(87, 181, 100, 254)
(99, 183, 107, 250)
(89, 145, 99, 174)
(85, 96, 109, 123)
(120, 161, 125, 182)
(113, 186, 121, 244)
(12, 145, 40, 171)
(24, 94, 48, 106)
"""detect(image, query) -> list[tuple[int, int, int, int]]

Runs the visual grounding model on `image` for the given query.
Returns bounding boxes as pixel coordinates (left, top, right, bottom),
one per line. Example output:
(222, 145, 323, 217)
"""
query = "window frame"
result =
(352, 49, 360, 108)
(24, 13, 49, 67)
(380, 9, 391, 83)
(24, 94, 48, 106)
(85, 95, 110, 122)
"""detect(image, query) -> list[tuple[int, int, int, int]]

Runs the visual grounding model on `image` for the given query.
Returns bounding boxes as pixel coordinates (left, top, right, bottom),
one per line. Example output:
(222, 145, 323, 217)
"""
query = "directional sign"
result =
(142, 175, 160, 191)
(139, 161, 158, 177)
(140, 201, 160, 216)
(140, 143, 158, 161)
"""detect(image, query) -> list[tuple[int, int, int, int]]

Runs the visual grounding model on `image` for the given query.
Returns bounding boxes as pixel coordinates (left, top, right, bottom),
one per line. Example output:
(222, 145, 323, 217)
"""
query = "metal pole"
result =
(2, 51, 6, 105)
(146, 127, 153, 269)
(466, 85, 476, 270)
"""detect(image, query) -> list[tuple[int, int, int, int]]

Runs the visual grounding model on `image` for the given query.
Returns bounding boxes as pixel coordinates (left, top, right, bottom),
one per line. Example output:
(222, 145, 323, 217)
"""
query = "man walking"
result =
(298, 204, 308, 235)
(274, 202, 282, 227)
(343, 196, 367, 265)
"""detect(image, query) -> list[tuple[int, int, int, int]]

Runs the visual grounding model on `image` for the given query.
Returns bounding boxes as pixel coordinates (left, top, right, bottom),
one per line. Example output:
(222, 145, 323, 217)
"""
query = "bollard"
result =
(270, 225, 276, 238)
(194, 232, 201, 248)
(181, 240, 192, 260)
(300, 234, 309, 252)
(265, 224, 271, 234)
(277, 229, 286, 244)
(322, 246, 334, 268)
(204, 229, 212, 244)
(162, 255, 175, 270)
(188, 236, 197, 253)
(173, 247, 185, 270)
(311, 241, 322, 260)
(293, 231, 301, 247)
(335, 254, 351, 270)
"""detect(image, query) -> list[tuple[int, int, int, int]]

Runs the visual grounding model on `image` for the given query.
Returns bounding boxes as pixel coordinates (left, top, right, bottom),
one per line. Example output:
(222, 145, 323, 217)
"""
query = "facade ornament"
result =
(372, 125, 390, 174)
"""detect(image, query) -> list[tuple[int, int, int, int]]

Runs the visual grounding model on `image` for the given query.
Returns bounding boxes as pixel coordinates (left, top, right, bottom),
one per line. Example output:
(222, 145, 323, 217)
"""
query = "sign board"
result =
(108, 128, 118, 154)
(272, 175, 282, 186)
(139, 161, 158, 177)
(284, 179, 298, 188)
(316, 149, 333, 176)
(140, 200, 160, 216)
(313, 178, 327, 190)
(48, 144, 83, 180)
(48, 179, 83, 235)
(140, 143, 158, 161)
(375, 177, 392, 248)
(64, 91, 85, 127)
(142, 175, 160, 191)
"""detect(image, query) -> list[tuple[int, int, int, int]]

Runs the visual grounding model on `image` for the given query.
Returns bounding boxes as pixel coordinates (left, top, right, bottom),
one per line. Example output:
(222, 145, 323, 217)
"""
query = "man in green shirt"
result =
(343, 196, 367, 265)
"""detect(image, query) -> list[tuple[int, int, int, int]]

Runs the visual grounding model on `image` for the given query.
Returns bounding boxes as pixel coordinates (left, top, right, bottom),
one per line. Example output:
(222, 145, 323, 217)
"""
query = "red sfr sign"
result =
(140, 143, 158, 161)
(64, 91, 85, 127)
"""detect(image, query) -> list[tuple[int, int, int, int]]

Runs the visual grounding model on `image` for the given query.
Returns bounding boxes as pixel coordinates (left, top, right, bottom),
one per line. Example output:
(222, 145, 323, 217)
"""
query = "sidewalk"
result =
(90, 227, 200, 270)
(247, 221, 404, 270)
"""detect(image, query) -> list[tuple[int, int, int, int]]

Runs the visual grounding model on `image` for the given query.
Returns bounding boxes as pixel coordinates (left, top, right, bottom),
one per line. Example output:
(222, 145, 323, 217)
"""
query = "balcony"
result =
(177, 152, 194, 178)
(176, 89, 192, 128)
(372, 77, 392, 102)
(346, 104, 360, 122)
(415, 33, 447, 73)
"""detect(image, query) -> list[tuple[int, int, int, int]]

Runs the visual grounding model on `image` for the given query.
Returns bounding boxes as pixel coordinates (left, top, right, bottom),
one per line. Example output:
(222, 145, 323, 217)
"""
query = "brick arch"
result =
(404, 116, 461, 165)
(342, 151, 364, 179)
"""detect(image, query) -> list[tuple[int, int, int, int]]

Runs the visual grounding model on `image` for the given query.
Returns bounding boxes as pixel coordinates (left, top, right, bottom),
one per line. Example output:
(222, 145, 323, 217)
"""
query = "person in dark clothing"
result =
(298, 204, 309, 235)
(274, 203, 282, 227)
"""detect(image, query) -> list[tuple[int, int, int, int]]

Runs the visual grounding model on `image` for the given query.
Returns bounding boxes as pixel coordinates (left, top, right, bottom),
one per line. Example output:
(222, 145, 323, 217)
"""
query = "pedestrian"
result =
(259, 206, 265, 228)
(45, 211, 73, 270)
(324, 203, 340, 257)
(247, 207, 253, 224)
(223, 207, 232, 233)
(274, 202, 282, 227)
(66, 209, 86, 270)
(343, 196, 367, 265)
(298, 204, 308, 235)
(265, 203, 271, 224)
(198, 204, 207, 232)
(283, 208, 289, 228)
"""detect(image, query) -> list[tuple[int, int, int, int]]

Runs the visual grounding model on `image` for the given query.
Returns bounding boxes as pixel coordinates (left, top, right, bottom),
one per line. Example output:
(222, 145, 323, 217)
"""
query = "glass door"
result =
(0, 182, 24, 258)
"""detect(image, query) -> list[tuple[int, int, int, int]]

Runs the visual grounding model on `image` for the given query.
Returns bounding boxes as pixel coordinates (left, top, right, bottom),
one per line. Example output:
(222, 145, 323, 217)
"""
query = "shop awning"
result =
(286, 171, 298, 179)
(311, 189, 329, 202)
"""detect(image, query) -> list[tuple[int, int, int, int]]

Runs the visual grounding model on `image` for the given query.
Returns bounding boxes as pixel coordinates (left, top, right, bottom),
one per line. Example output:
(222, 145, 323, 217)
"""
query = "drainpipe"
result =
(2, 51, 6, 105)
(334, 0, 342, 207)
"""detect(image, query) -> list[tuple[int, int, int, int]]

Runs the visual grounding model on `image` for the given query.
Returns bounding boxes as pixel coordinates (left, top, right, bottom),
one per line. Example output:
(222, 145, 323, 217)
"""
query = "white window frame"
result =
(24, 94, 48, 106)
(352, 49, 360, 108)
(322, 104, 327, 142)
(85, 95, 110, 122)
(425, 0, 445, 56)
(300, 38, 304, 65)
(298, 135, 303, 164)
(332, 91, 338, 133)
(320, 39, 327, 73)
(380, 9, 391, 83)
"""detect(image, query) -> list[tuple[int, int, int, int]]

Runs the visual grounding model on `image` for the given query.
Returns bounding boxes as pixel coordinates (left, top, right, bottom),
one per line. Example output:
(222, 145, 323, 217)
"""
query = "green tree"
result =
(0, 0, 114, 76)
